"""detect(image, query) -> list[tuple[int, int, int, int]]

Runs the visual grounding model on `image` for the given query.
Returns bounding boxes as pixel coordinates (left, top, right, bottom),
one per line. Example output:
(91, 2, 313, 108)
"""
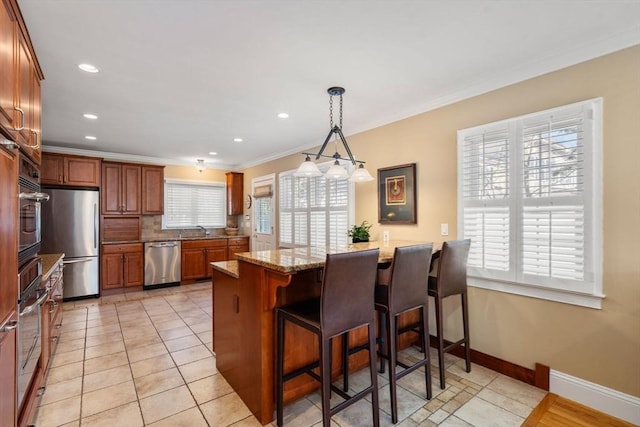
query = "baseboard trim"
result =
(549, 369, 640, 425)
(428, 336, 549, 390)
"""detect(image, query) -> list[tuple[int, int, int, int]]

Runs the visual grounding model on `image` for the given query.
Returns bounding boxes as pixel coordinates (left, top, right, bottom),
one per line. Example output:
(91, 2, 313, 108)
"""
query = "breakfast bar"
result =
(211, 240, 430, 425)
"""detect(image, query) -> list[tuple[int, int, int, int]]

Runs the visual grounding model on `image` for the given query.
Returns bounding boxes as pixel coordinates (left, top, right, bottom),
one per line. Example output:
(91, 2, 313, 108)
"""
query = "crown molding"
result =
(42, 145, 240, 171)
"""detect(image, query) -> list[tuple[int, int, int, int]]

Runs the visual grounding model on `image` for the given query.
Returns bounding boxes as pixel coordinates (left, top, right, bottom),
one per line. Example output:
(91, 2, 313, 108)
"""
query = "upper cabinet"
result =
(0, 0, 43, 165)
(226, 172, 243, 215)
(142, 165, 164, 215)
(41, 153, 101, 187)
(102, 162, 141, 215)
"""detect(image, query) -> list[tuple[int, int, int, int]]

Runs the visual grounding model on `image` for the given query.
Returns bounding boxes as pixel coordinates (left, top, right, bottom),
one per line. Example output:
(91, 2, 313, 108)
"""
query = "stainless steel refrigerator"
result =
(41, 188, 100, 299)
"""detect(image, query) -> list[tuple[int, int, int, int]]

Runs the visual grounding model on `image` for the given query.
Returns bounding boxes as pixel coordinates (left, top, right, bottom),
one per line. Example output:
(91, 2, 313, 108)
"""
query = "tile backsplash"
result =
(141, 216, 228, 240)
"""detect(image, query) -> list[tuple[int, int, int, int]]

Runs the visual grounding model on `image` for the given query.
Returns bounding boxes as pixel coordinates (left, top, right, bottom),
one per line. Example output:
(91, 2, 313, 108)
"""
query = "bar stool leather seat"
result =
(428, 239, 472, 389)
(276, 249, 381, 427)
(375, 244, 433, 423)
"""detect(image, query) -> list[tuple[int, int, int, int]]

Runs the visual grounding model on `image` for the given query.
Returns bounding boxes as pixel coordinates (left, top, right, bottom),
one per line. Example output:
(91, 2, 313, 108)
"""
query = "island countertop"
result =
(233, 240, 432, 273)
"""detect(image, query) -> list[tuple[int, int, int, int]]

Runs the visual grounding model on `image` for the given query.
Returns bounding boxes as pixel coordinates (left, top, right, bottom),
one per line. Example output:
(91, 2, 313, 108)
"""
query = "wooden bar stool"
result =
(375, 244, 433, 423)
(428, 239, 471, 389)
(276, 249, 381, 427)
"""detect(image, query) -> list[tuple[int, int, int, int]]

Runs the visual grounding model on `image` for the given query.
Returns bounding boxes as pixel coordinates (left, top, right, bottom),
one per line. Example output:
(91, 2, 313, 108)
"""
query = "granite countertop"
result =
(210, 260, 239, 279)
(41, 253, 64, 280)
(234, 240, 433, 274)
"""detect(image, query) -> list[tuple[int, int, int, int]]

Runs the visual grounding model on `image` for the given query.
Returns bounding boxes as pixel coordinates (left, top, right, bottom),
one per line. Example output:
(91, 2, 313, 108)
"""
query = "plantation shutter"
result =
(519, 107, 591, 291)
(164, 180, 226, 228)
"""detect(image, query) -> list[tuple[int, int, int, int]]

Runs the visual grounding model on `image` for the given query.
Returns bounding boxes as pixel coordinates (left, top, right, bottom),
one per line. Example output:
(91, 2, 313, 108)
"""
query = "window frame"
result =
(162, 178, 227, 229)
(278, 161, 355, 250)
(457, 98, 604, 309)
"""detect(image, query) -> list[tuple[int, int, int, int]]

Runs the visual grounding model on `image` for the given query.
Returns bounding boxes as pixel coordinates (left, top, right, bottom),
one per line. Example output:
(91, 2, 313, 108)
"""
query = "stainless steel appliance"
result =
(18, 154, 49, 263)
(41, 188, 100, 299)
(17, 256, 46, 412)
(144, 241, 181, 289)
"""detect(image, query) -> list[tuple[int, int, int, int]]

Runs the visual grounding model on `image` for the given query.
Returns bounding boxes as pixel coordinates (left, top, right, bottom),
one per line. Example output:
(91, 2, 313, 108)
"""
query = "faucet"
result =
(197, 225, 210, 236)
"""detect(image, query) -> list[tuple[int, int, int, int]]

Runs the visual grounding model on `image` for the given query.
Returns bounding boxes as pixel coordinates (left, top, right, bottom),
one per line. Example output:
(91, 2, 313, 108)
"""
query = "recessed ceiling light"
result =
(85, 135, 97, 140)
(277, 112, 289, 119)
(208, 151, 217, 156)
(233, 138, 243, 142)
(78, 63, 99, 73)
(83, 113, 98, 120)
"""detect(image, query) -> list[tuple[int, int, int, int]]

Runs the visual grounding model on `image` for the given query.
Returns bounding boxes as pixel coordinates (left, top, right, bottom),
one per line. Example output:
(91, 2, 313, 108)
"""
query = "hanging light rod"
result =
(295, 87, 373, 182)
(301, 151, 367, 165)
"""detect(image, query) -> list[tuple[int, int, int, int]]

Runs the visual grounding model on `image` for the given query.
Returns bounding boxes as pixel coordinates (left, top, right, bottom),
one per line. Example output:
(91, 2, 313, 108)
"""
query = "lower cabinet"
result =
(0, 312, 17, 427)
(101, 243, 144, 290)
(41, 263, 63, 373)
(227, 237, 249, 260)
(181, 239, 227, 281)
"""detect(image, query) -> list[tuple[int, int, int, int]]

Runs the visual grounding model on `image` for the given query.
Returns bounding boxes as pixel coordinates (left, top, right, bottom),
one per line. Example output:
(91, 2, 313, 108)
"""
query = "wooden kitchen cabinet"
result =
(227, 236, 249, 260)
(102, 162, 141, 215)
(0, 146, 17, 324)
(226, 172, 244, 215)
(181, 239, 227, 281)
(41, 153, 101, 187)
(41, 261, 63, 373)
(101, 243, 144, 290)
(0, 313, 17, 427)
(0, 0, 43, 165)
(142, 165, 164, 215)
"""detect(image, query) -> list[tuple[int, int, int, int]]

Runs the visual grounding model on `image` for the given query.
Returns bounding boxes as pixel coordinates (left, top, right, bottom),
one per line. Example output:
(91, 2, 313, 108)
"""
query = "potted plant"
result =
(348, 220, 372, 243)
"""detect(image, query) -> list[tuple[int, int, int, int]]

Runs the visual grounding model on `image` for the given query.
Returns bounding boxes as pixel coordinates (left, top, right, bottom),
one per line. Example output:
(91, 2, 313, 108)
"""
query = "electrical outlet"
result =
(440, 223, 449, 236)
(383, 231, 390, 243)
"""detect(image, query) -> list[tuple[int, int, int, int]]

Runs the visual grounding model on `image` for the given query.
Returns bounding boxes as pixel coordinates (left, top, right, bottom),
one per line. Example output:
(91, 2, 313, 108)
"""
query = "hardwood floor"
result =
(523, 393, 635, 427)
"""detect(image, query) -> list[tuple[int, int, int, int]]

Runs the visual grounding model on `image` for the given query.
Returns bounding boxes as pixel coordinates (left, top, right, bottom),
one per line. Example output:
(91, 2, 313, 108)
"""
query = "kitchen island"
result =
(210, 240, 430, 424)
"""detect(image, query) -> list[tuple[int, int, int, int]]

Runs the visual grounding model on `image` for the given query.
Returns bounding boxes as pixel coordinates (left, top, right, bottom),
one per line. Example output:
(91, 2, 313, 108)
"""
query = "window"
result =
(279, 163, 354, 250)
(458, 99, 603, 308)
(163, 179, 226, 228)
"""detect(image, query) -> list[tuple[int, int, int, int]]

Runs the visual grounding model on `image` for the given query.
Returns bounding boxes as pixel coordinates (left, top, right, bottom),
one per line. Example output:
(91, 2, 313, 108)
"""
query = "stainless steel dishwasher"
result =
(144, 241, 181, 289)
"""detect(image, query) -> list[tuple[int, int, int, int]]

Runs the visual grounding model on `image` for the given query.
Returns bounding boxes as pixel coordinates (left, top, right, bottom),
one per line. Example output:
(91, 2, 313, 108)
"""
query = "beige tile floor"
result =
(34, 282, 546, 427)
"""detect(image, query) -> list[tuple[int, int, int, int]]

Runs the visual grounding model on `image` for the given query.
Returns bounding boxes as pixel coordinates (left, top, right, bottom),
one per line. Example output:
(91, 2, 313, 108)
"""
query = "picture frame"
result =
(378, 163, 417, 224)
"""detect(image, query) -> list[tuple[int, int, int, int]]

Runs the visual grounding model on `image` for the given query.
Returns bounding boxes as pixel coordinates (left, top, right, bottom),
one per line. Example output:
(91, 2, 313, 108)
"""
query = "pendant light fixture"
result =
(195, 159, 206, 172)
(295, 87, 374, 182)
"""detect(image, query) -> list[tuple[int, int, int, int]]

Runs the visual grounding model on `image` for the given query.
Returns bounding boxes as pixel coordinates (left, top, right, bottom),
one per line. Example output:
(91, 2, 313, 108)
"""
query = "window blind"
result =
(279, 163, 353, 250)
(458, 99, 601, 301)
(164, 180, 226, 228)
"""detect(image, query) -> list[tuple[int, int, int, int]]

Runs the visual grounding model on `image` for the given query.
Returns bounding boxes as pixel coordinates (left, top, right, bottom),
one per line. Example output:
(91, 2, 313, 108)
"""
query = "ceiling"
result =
(18, 1, 640, 170)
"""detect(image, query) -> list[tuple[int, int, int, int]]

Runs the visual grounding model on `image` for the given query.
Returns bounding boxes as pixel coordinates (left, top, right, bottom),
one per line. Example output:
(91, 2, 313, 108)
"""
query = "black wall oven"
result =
(18, 154, 48, 263)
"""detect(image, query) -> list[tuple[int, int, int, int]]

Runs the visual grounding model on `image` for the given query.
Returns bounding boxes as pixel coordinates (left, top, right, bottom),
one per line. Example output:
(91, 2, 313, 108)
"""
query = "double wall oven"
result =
(17, 153, 49, 411)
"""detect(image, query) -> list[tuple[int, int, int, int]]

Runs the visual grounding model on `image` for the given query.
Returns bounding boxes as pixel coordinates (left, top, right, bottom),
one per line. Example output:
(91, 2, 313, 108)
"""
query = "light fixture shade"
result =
(196, 159, 206, 172)
(294, 157, 323, 177)
(350, 164, 374, 182)
(326, 161, 350, 180)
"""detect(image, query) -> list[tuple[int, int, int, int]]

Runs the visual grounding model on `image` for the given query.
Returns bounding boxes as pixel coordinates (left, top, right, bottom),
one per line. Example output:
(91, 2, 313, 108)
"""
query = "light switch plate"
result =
(440, 223, 449, 236)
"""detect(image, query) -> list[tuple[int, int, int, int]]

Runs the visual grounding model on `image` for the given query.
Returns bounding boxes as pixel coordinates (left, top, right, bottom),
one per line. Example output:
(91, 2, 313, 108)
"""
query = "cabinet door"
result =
(65, 157, 101, 187)
(40, 153, 64, 185)
(101, 253, 124, 289)
(40, 296, 51, 372)
(29, 74, 41, 164)
(226, 172, 244, 215)
(123, 251, 144, 287)
(0, 147, 17, 323)
(15, 30, 33, 150)
(142, 166, 164, 215)
(0, 1, 17, 137)
(206, 247, 227, 276)
(181, 248, 207, 280)
(101, 163, 122, 215)
(227, 245, 249, 261)
(0, 314, 17, 427)
(122, 164, 141, 215)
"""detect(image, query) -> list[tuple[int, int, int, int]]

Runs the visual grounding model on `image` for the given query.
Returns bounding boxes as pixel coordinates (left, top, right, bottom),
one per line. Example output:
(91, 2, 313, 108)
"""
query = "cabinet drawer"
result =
(102, 242, 143, 254)
(181, 239, 227, 250)
(228, 237, 249, 246)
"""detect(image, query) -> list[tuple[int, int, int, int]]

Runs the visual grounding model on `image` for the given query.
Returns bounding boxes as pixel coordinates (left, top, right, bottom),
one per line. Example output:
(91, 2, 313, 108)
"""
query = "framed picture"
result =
(378, 163, 416, 224)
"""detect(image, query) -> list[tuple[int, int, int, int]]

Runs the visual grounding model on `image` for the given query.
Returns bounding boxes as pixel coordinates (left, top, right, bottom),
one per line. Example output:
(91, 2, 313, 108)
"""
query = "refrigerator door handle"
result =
(63, 258, 93, 265)
(94, 203, 98, 249)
